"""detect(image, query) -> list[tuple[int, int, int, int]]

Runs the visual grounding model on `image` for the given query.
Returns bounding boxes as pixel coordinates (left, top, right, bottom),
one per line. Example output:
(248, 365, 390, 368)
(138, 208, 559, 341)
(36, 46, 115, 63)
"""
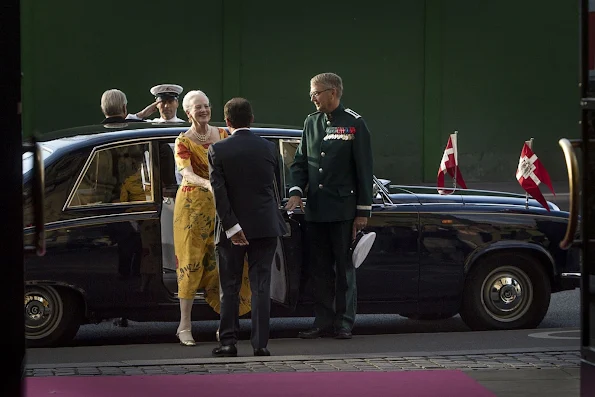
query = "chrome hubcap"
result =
(24, 286, 62, 339)
(481, 267, 533, 322)
(25, 293, 52, 328)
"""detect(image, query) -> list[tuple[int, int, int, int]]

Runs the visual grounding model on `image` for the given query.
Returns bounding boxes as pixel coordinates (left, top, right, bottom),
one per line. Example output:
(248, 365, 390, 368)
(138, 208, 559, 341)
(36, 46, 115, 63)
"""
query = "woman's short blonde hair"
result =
(182, 90, 210, 112)
(310, 73, 343, 98)
(101, 89, 127, 116)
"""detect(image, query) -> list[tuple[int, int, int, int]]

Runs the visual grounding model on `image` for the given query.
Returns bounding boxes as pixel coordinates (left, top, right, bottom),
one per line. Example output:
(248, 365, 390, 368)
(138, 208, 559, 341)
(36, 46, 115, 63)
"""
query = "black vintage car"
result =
(22, 123, 580, 347)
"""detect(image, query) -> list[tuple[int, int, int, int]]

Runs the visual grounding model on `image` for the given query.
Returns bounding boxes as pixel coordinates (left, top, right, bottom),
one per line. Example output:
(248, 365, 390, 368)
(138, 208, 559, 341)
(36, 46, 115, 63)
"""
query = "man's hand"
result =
(230, 230, 249, 246)
(284, 195, 304, 212)
(352, 216, 368, 240)
(135, 101, 158, 119)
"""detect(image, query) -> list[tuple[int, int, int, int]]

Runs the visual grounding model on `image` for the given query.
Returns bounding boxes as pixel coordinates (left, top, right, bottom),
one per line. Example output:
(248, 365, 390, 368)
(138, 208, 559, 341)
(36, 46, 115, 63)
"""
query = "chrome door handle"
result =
(23, 139, 45, 256)
(558, 138, 580, 250)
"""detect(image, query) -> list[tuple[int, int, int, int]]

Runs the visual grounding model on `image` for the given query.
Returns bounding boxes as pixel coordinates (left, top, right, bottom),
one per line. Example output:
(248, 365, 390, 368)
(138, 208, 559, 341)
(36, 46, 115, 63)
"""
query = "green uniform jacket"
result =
(289, 104, 373, 222)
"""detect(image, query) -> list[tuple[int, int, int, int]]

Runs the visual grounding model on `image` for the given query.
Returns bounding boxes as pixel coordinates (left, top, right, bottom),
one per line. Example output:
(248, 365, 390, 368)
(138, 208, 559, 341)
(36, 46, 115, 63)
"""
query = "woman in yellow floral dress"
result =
(174, 90, 251, 346)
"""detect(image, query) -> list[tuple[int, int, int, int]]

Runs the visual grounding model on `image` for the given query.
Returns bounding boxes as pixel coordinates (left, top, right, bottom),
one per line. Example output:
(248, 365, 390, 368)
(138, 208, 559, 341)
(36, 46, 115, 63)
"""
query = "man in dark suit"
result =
(208, 97, 287, 357)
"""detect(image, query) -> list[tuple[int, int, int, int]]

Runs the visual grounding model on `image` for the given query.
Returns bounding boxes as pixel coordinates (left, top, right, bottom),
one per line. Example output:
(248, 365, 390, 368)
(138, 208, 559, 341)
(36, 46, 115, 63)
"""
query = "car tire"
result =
(459, 253, 551, 331)
(24, 285, 83, 347)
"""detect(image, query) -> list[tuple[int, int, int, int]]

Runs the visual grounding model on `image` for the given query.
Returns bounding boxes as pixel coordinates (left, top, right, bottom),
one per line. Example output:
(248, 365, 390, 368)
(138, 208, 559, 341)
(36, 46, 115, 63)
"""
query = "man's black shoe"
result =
(113, 317, 128, 327)
(254, 348, 271, 356)
(212, 344, 237, 357)
(297, 328, 335, 339)
(334, 329, 353, 339)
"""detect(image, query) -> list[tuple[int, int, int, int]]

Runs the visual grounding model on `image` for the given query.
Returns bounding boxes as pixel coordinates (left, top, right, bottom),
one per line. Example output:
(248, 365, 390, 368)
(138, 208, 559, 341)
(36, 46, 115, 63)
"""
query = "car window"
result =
(67, 142, 153, 208)
(279, 139, 300, 198)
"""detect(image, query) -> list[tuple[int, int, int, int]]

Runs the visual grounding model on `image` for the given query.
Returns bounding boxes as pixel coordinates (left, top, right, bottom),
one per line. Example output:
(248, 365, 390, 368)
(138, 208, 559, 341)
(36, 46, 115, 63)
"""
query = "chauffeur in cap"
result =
(127, 84, 186, 123)
(285, 72, 373, 340)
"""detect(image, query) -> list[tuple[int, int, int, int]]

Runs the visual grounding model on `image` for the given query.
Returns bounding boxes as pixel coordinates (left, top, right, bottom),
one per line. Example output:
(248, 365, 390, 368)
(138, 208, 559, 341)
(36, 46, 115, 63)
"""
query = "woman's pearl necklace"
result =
(191, 125, 209, 142)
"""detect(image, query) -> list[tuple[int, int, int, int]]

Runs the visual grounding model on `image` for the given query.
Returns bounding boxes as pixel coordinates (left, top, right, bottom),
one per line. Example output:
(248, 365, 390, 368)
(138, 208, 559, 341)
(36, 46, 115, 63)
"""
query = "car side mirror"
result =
(373, 178, 391, 197)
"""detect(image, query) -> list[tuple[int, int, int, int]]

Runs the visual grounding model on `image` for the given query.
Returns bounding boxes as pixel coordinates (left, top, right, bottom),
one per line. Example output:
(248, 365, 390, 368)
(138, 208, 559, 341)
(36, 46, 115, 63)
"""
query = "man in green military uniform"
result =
(285, 72, 373, 339)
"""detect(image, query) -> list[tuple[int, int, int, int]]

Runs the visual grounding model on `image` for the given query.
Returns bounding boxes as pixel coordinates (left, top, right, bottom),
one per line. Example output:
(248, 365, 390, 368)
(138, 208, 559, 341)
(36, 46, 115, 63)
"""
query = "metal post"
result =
(1, 0, 25, 395)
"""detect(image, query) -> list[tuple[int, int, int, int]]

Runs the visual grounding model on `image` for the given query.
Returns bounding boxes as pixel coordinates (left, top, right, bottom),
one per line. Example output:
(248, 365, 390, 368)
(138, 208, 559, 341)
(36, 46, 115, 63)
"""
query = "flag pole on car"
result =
(524, 138, 534, 209)
(437, 130, 467, 195)
(515, 137, 555, 211)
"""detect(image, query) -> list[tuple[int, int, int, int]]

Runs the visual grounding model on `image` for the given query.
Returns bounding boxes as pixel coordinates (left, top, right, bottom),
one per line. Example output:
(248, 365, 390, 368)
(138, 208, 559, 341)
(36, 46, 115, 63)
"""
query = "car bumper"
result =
(560, 272, 581, 290)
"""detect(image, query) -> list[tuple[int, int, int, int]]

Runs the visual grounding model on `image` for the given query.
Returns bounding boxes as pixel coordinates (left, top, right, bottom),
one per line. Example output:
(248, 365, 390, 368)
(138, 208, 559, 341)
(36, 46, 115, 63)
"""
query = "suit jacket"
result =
(208, 129, 287, 243)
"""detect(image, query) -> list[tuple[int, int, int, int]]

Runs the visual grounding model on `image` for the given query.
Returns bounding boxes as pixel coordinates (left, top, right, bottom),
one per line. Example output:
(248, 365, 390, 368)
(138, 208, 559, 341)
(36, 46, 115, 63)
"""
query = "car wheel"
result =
(460, 253, 551, 331)
(24, 285, 83, 347)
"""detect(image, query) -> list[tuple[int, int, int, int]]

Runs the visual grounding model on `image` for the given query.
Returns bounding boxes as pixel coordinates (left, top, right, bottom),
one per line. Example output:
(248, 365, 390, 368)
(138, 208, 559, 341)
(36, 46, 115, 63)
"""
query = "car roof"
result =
(32, 123, 564, 214)
(35, 122, 302, 154)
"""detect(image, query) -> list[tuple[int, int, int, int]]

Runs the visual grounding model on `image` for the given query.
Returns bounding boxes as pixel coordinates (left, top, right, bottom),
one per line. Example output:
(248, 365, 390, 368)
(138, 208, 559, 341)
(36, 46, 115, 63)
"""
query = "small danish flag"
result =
(437, 133, 467, 193)
(516, 141, 555, 211)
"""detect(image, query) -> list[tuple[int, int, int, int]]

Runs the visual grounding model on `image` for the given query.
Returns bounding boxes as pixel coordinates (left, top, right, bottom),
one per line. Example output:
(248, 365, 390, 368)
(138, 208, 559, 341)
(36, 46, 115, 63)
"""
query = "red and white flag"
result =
(437, 133, 467, 193)
(516, 141, 555, 211)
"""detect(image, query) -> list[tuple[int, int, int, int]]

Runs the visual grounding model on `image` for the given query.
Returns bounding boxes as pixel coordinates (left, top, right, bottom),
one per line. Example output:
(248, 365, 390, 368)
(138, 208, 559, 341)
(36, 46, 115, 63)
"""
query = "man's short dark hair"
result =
(224, 97, 253, 128)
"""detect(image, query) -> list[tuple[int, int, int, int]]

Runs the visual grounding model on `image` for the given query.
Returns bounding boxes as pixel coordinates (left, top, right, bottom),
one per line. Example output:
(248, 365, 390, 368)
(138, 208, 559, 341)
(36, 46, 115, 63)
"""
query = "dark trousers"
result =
(216, 236, 277, 349)
(308, 220, 356, 332)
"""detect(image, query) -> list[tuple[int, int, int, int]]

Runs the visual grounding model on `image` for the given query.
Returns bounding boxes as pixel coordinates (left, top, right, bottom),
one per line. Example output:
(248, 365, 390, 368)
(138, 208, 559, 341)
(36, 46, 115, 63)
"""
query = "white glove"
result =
(180, 167, 212, 191)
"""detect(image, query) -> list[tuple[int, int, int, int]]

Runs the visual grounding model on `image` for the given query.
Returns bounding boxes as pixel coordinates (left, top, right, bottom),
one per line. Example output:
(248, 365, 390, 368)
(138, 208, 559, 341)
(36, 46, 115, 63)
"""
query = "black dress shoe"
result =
(212, 344, 237, 357)
(334, 329, 353, 339)
(113, 317, 128, 327)
(298, 328, 335, 339)
(253, 348, 271, 356)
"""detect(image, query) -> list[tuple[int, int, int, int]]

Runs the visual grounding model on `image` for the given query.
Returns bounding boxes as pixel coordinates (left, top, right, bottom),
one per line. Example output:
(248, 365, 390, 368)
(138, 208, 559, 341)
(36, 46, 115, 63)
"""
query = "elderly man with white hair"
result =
(100, 89, 146, 124)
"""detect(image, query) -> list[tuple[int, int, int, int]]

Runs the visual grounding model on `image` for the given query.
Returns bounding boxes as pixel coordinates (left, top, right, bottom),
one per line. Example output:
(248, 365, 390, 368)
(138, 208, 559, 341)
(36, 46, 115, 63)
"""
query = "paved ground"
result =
(26, 324, 583, 396)
(27, 347, 581, 376)
(470, 367, 579, 397)
(27, 327, 581, 365)
(25, 347, 581, 397)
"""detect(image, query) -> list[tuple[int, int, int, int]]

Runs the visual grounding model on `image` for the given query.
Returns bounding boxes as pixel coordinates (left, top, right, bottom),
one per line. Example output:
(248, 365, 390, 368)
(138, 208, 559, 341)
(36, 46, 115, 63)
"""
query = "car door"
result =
(59, 140, 162, 308)
(159, 140, 179, 273)
(354, 183, 421, 304)
(275, 139, 421, 308)
(269, 138, 303, 310)
(417, 201, 471, 314)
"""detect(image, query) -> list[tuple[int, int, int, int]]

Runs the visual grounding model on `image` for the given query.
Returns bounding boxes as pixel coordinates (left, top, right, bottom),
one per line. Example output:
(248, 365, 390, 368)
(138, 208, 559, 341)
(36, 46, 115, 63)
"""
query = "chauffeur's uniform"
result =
(289, 103, 373, 334)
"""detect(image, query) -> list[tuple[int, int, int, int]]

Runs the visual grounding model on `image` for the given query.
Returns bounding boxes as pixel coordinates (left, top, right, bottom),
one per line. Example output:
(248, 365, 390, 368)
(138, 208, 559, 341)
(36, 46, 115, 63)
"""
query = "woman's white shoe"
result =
(176, 329, 196, 346)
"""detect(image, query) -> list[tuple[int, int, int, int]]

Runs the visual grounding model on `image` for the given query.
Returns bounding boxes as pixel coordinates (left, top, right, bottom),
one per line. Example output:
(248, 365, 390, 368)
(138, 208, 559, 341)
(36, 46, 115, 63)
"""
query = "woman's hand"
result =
(180, 167, 211, 190)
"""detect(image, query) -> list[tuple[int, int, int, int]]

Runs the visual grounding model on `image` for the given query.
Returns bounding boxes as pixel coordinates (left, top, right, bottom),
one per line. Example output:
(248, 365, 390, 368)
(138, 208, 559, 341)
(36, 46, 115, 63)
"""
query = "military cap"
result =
(150, 84, 183, 101)
(351, 230, 376, 268)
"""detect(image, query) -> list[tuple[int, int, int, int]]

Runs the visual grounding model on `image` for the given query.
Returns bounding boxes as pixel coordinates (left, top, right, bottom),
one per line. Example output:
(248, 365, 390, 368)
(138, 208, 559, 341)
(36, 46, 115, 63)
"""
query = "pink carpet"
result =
(26, 370, 495, 397)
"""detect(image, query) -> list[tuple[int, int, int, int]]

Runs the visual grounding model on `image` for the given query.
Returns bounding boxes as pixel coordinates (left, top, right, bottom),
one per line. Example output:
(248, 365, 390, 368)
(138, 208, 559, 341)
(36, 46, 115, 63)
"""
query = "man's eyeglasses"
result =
(309, 88, 332, 98)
